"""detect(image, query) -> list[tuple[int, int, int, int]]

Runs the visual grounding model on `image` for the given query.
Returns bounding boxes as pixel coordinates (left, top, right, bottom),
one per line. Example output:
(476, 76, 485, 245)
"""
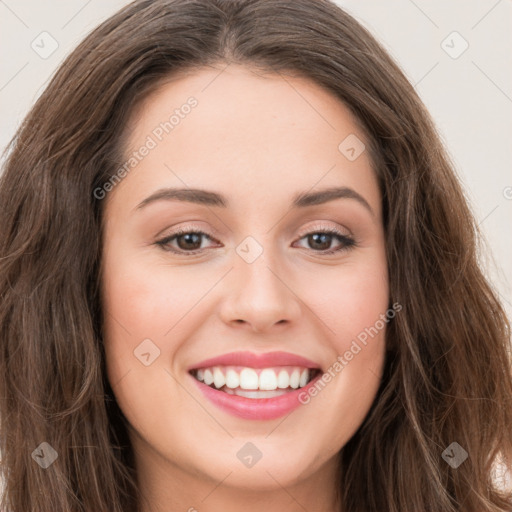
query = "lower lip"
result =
(189, 371, 322, 420)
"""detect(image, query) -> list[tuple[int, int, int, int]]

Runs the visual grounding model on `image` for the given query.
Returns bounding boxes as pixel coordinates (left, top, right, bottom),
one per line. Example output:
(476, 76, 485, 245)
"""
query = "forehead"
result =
(107, 64, 380, 217)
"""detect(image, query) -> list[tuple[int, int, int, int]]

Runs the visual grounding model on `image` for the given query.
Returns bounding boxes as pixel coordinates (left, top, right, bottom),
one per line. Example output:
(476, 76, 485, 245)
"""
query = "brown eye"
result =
(295, 229, 356, 255)
(156, 229, 217, 254)
(175, 232, 203, 251)
(307, 232, 334, 251)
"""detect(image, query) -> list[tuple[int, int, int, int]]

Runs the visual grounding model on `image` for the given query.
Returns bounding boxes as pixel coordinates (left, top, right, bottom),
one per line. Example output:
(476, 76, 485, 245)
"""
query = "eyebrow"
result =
(135, 186, 374, 215)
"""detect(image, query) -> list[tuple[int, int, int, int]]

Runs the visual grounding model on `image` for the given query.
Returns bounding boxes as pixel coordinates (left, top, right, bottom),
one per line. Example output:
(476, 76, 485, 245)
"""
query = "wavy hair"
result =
(1, 0, 511, 510)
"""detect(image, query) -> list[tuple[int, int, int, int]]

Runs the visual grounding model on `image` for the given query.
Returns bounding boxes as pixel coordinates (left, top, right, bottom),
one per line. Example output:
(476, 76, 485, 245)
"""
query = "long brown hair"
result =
(1, 1, 511, 510)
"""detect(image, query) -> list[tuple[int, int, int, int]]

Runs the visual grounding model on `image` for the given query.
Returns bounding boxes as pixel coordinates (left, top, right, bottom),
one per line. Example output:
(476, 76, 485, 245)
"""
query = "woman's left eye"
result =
(293, 229, 356, 254)
(155, 228, 356, 256)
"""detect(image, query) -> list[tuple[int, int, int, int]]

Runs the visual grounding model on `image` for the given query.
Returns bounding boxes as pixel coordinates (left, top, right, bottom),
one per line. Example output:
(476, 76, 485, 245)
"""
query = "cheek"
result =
(101, 248, 222, 404)
(338, 268, 388, 347)
(102, 251, 188, 341)
(100, 249, 172, 389)
(298, 254, 389, 346)
(292, 253, 389, 429)
(100, 251, 193, 439)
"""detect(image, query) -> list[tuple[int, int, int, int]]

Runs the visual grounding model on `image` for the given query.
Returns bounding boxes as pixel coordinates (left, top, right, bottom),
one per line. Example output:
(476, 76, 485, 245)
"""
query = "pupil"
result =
(309, 233, 331, 250)
(178, 233, 201, 250)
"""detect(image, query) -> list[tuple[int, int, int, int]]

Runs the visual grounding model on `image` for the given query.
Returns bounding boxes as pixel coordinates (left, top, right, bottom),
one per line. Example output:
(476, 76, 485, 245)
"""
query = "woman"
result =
(0, 1, 511, 511)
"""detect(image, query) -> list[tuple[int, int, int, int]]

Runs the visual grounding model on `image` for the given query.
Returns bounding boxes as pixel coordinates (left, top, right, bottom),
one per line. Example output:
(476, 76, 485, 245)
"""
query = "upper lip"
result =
(188, 351, 322, 371)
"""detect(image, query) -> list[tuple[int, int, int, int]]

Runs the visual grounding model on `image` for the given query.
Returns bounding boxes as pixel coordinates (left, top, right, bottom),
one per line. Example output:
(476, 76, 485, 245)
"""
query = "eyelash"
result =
(155, 225, 356, 256)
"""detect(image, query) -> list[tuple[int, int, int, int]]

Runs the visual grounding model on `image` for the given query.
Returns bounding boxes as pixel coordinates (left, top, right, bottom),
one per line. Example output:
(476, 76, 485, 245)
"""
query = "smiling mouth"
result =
(189, 365, 321, 399)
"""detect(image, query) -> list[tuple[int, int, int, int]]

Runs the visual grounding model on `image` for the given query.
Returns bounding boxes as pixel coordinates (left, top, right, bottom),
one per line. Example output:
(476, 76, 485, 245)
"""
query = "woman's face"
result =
(101, 64, 389, 501)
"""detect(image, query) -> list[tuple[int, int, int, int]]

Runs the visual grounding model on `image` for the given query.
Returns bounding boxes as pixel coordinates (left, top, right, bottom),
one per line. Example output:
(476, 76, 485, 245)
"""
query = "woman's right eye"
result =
(155, 229, 217, 255)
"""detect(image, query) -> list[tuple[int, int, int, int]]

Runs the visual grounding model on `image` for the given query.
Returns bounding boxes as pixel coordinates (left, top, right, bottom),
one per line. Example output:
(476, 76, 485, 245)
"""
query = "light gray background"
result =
(1, 0, 511, 320)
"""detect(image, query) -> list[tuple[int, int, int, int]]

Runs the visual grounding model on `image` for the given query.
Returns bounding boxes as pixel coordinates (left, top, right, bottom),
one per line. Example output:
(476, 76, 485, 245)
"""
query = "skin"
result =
(101, 64, 389, 512)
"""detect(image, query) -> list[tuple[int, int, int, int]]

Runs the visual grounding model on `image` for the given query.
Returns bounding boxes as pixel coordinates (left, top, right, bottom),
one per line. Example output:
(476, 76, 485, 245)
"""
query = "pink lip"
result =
(188, 350, 322, 371)
(188, 371, 322, 420)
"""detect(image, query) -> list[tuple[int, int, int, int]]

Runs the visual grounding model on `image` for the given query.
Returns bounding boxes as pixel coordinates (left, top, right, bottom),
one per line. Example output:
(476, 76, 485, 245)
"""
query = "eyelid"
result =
(157, 220, 351, 243)
(155, 220, 219, 240)
(296, 221, 352, 238)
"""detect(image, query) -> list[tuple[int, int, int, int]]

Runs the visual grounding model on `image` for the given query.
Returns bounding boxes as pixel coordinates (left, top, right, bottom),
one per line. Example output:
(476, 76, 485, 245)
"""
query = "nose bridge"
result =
(219, 234, 301, 331)
(238, 248, 282, 299)
(235, 235, 288, 304)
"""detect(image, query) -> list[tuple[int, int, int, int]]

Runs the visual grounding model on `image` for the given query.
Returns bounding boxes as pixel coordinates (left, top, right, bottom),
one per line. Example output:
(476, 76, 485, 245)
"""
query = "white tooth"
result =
(259, 369, 277, 390)
(233, 389, 289, 398)
(213, 367, 225, 389)
(289, 369, 300, 389)
(239, 368, 259, 390)
(203, 368, 214, 385)
(225, 369, 240, 389)
(277, 369, 290, 389)
(299, 369, 310, 387)
(196, 369, 204, 381)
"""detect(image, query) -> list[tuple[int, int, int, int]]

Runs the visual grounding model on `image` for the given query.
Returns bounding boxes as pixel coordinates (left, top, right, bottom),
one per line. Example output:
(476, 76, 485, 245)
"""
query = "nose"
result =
(218, 250, 302, 333)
